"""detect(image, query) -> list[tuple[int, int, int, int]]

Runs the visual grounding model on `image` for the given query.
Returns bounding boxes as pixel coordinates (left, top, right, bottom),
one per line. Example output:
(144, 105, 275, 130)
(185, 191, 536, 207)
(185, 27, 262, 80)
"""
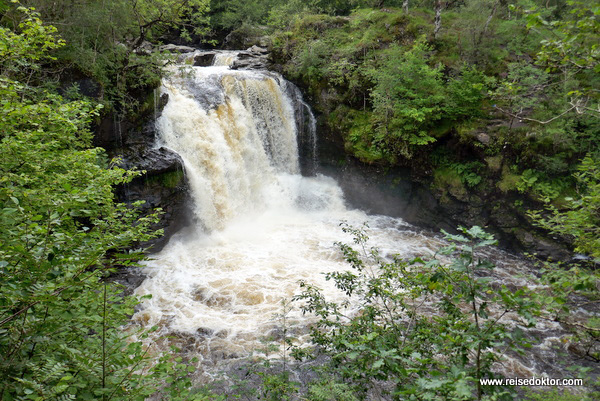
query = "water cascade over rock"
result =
(132, 52, 591, 382)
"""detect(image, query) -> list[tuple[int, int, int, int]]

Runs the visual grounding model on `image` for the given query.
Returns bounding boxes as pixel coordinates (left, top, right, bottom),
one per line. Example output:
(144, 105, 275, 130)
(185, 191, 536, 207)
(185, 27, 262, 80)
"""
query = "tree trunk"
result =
(403, 0, 409, 13)
(434, 0, 443, 39)
(478, 0, 500, 46)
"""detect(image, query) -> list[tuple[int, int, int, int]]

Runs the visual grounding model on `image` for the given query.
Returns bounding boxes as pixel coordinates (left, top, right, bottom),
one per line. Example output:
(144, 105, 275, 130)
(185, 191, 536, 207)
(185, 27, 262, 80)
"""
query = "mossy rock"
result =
(147, 169, 185, 189)
(433, 167, 468, 202)
(497, 165, 520, 193)
(485, 155, 503, 173)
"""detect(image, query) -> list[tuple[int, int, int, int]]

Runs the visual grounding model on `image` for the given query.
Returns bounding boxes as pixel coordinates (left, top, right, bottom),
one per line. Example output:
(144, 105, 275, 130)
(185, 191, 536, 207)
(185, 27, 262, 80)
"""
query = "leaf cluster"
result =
(293, 224, 539, 400)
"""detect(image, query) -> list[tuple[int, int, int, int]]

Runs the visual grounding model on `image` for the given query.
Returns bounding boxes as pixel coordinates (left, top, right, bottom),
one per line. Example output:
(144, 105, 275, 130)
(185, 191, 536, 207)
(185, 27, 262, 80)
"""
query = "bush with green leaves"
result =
(0, 6, 200, 400)
(525, 155, 600, 371)
(294, 224, 539, 400)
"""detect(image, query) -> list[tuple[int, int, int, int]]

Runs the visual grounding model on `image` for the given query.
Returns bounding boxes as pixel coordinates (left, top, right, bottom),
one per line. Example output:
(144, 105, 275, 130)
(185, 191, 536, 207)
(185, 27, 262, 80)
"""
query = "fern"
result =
(308, 380, 358, 401)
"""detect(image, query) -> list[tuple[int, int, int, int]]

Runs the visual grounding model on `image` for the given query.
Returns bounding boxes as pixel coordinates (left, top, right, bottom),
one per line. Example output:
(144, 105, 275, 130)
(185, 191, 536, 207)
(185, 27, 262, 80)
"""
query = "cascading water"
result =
(134, 56, 439, 364)
(133, 52, 593, 382)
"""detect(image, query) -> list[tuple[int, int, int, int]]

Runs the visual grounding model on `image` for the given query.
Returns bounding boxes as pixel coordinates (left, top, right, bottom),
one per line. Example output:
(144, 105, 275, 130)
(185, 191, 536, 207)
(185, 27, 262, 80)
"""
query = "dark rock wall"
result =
(97, 89, 191, 253)
(314, 112, 572, 262)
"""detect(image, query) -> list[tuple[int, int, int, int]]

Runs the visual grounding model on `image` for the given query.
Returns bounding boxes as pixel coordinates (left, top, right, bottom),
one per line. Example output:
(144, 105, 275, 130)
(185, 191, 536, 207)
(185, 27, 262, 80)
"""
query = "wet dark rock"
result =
(118, 145, 183, 176)
(158, 93, 169, 111)
(58, 67, 103, 100)
(196, 327, 215, 337)
(116, 147, 191, 254)
(94, 92, 168, 150)
(94, 84, 191, 255)
(490, 205, 520, 228)
(193, 51, 216, 66)
(511, 228, 571, 261)
(108, 267, 146, 296)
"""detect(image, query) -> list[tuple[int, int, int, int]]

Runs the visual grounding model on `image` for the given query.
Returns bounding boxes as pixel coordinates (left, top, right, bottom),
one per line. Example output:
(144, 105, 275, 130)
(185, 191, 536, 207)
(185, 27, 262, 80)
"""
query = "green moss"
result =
(148, 170, 184, 189)
(338, 108, 387, 164)
(433, 167, 468, 201)
(485, 155, 502, 172)
(497, 165, 521, 193)
(455, 120, 483, 143)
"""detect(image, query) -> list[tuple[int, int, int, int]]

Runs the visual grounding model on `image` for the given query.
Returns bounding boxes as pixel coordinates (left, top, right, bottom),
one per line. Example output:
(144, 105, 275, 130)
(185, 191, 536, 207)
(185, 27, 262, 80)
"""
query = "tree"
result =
(525, 0, 600, 120)
(366, 39, 445, 159)
(0, 6, 194, 399)
(8, 0, 210, 113)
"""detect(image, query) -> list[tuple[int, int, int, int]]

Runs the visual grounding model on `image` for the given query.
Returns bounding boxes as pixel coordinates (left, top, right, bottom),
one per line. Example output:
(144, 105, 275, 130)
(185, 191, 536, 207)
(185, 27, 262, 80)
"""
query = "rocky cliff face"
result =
(312, 109, 572, 262)
(95, 88, 191, 253)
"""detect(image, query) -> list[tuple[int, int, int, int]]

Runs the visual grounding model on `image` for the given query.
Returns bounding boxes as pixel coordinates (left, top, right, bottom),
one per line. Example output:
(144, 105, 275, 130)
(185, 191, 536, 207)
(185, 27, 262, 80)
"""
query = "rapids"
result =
(132, 51, 594, 383)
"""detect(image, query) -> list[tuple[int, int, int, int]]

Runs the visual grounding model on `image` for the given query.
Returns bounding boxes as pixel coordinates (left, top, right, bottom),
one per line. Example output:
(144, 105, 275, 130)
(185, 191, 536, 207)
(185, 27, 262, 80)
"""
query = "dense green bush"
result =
(0, 7, 202, 399)
(293, 224, 539, 400)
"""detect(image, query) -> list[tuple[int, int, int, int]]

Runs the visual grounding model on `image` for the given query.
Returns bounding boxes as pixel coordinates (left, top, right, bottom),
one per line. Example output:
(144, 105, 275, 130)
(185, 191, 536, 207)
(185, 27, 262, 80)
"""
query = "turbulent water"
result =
(132, 51, 592, 382)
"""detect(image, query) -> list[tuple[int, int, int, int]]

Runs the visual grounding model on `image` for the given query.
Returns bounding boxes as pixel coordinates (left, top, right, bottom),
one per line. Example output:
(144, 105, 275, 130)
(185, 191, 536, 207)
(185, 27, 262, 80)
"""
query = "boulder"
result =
(247, 45, 268, 54)
(193, 52, 217, 66)
(230, 46, 270, 70)
(476, 132, 491, 145)
(118, 145, 183, 176)
(160, 44, 196, 53)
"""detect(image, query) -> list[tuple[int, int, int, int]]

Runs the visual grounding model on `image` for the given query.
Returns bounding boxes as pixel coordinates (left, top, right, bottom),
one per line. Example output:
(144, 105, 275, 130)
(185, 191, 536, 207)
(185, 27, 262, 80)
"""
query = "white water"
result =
(132, 55, 589, 381)
(133, 59, 445, 366)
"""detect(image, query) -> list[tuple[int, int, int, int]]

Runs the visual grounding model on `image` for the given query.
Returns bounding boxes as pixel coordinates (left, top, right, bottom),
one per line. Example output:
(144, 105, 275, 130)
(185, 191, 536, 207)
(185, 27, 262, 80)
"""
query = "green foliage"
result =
(294, 224, 539, 400)
(0, 7, 202, 400)
(492, 61, 550, 121)
(525, 156, 599, 381)
(528, 156, 600, 258)
(3, 0, 210, 113)
(308, 380, 358, 401)
(446, 67, 495, 120)
(211, 0, 273, 29)
(527, 0, 600, 76)
(0, 4, 63, 83)
(273, 7, 490, 163)
(515, 168, 572, 201)
(270, 1, 597, 213)
(432, 151, 485, 189)
(211, 0, 411, 31)
(366, 39, 444, 158)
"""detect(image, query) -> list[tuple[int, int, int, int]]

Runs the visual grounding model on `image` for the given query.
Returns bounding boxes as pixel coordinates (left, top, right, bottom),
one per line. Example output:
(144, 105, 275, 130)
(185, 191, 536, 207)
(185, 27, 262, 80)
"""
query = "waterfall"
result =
(287, 81, 318, 175)
(132, 52, 569, 380)
(212, 51, 238, 67)
(134, 56, 438, 365)
(155, 66, 301, 230)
